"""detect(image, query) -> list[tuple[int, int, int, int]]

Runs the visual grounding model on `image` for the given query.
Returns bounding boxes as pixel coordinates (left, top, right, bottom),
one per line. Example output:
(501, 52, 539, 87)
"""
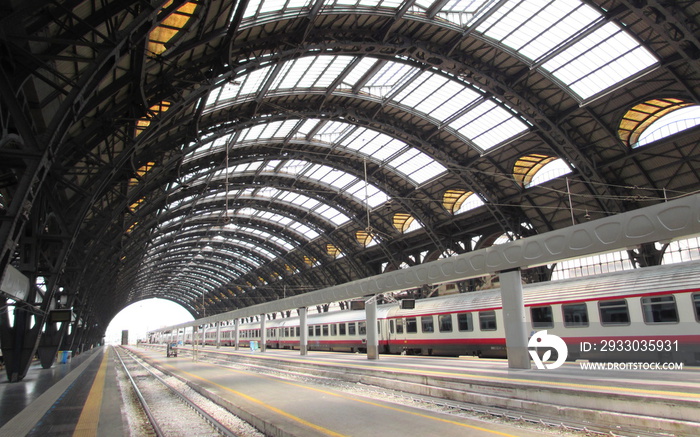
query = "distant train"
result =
(171, 260, 700, 364)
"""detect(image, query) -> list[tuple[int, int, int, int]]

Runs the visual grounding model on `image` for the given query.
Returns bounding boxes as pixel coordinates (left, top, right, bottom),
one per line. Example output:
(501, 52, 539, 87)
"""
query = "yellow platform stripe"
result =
(72, 349, 109, 437)
(173, 363, 519, 437)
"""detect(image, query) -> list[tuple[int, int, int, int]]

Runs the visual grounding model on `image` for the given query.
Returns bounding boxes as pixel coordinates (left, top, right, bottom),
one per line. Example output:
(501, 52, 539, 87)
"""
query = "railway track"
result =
(113, 346, 260, 437)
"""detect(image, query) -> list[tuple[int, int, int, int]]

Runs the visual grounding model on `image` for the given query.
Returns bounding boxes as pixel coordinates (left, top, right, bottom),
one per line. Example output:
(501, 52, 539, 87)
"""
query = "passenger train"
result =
(170, 260, 700, 364)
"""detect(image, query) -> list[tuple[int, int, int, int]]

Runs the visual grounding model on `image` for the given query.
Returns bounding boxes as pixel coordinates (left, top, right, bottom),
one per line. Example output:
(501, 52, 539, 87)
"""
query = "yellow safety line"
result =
(172, 363, 519, 437)
(72, 349, 109, 437)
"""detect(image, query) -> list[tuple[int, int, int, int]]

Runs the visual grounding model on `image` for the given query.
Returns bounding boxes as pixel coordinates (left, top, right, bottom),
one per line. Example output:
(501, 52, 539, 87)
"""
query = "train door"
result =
(391, 317, 408, 354)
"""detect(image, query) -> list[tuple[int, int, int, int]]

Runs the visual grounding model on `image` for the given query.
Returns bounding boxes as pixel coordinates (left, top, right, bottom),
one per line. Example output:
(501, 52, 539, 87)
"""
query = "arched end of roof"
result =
(392, 213, 415, 233)
(513, 154, 557, 188)
(618, 98, 694, 147)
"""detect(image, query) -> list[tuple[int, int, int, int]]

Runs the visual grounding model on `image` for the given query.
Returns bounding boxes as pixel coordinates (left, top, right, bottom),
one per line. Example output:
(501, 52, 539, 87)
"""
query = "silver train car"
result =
(186, 260, 700, 364)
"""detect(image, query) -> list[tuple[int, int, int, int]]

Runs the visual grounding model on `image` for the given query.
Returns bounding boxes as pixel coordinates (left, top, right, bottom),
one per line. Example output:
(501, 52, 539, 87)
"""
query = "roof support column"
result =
(299, 307, 308, 356)
(366, 296, 379, 360)
(260, 314, 266, 352)
(216, 322, 221, 349)
(234, 319, 240, 350)
(500, 268, 530, 369)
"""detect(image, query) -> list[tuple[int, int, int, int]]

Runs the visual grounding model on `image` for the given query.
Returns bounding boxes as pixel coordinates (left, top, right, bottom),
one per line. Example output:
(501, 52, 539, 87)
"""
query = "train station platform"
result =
(1, 344, 699, 436)
(0, 346, 124, 436)
(139, 344, 700, 436)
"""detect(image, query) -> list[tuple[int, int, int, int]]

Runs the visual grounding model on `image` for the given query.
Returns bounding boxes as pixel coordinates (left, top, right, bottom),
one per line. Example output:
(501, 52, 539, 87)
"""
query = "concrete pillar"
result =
(299, 307, 308, 355)
(366, 296, 379, 360)
(260, 314, 266, 352)
(500, 268, 531, 369)
(216, 322, 221, 349)
(234, 318, 240, 351)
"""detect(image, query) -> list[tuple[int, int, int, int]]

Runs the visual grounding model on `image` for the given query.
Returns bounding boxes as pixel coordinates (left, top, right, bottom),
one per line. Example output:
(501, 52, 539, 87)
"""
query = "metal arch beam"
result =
(181, 107, 451, 246)
(220, 30, 623, 213)
(166, 193, 700, 330)
(621, 1, 700, 81)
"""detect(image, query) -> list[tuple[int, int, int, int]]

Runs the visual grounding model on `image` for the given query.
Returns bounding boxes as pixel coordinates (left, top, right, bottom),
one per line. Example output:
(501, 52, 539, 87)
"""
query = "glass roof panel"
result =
(431, 0, 496, 27)
(448, 100, 527, 150)
(239, 208, 320, 239)
(243, 0, 312, 20)
(345, 180, 389, 208)
(472, 0, 657, 100)
(543, 23, 657, 100)
(395, 72, 476, 118)
(358, 62, 420, 98)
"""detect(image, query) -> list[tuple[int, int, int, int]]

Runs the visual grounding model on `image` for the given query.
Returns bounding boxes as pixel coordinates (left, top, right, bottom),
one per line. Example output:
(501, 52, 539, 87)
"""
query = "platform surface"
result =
(1, 344, 699, 436)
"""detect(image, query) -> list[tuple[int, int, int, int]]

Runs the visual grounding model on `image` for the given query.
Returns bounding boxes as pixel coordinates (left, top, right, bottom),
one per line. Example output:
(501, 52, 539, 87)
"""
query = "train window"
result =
(641, 295, 679, 324)
(308, 326, 314, 337)
(439, 314, 453, 332)
(694, 293, 700, 322)
(322, 325, 329, 336)
(396, 318, 404, 334)
(599, 300, 630, 325)
(339, 323, 346, 335)
(562, 303, 589, 327)
(530, 306, 554, 329)
(331, 324, 337, 336)
(315, 325, 322, 336)
(406, 317, 418, 333)
(349, 322, 357, 335)
(358, 321, 366, 335)
(421, 316, 434, 333)
(457, 313, 473, 331)
(295, 327, 300, 337)
(390, 320, 395, 334)
(479, 311, 497, 331)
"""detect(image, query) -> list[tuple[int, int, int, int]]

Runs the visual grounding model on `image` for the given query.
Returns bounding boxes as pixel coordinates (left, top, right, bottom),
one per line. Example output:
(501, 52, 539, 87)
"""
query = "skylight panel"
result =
(315, 204, 350, 226)
(341, 57, 378, 87)
(434, 0, 496, 27)
(412, 161, 450, 185)
(314, 120, 351, 142)
(244, 0, 308, 19)
(289, 222, 319, 239)
(259, 119, 296, 139)
(314, 56, 355, 88)
(361, 62, 419, 98)
(296, 119, 320, 136)
(243, 123, 266, 142)
(238, 66, 272, 96)
(544, 23, 657, 100)
(477, 0, 600, 61)
(345, 180, 389, 208)
(448, 100, 528, 151)
(274, 57, 315, 89)
(420, 80, 479, 120)
(388, 147, 448, 184)
(340, 129, 403, 160)
(279, 160, 310, 176)
(396, 72, 451, 114)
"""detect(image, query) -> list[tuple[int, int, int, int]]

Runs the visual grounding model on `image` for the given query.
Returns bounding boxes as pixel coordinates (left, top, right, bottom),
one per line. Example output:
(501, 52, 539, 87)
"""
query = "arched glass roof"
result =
(12, 0, 689, 330)
(233, 0, 657, 102)
(205, 55, 530, 153)
(132, 0, 662, 317)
